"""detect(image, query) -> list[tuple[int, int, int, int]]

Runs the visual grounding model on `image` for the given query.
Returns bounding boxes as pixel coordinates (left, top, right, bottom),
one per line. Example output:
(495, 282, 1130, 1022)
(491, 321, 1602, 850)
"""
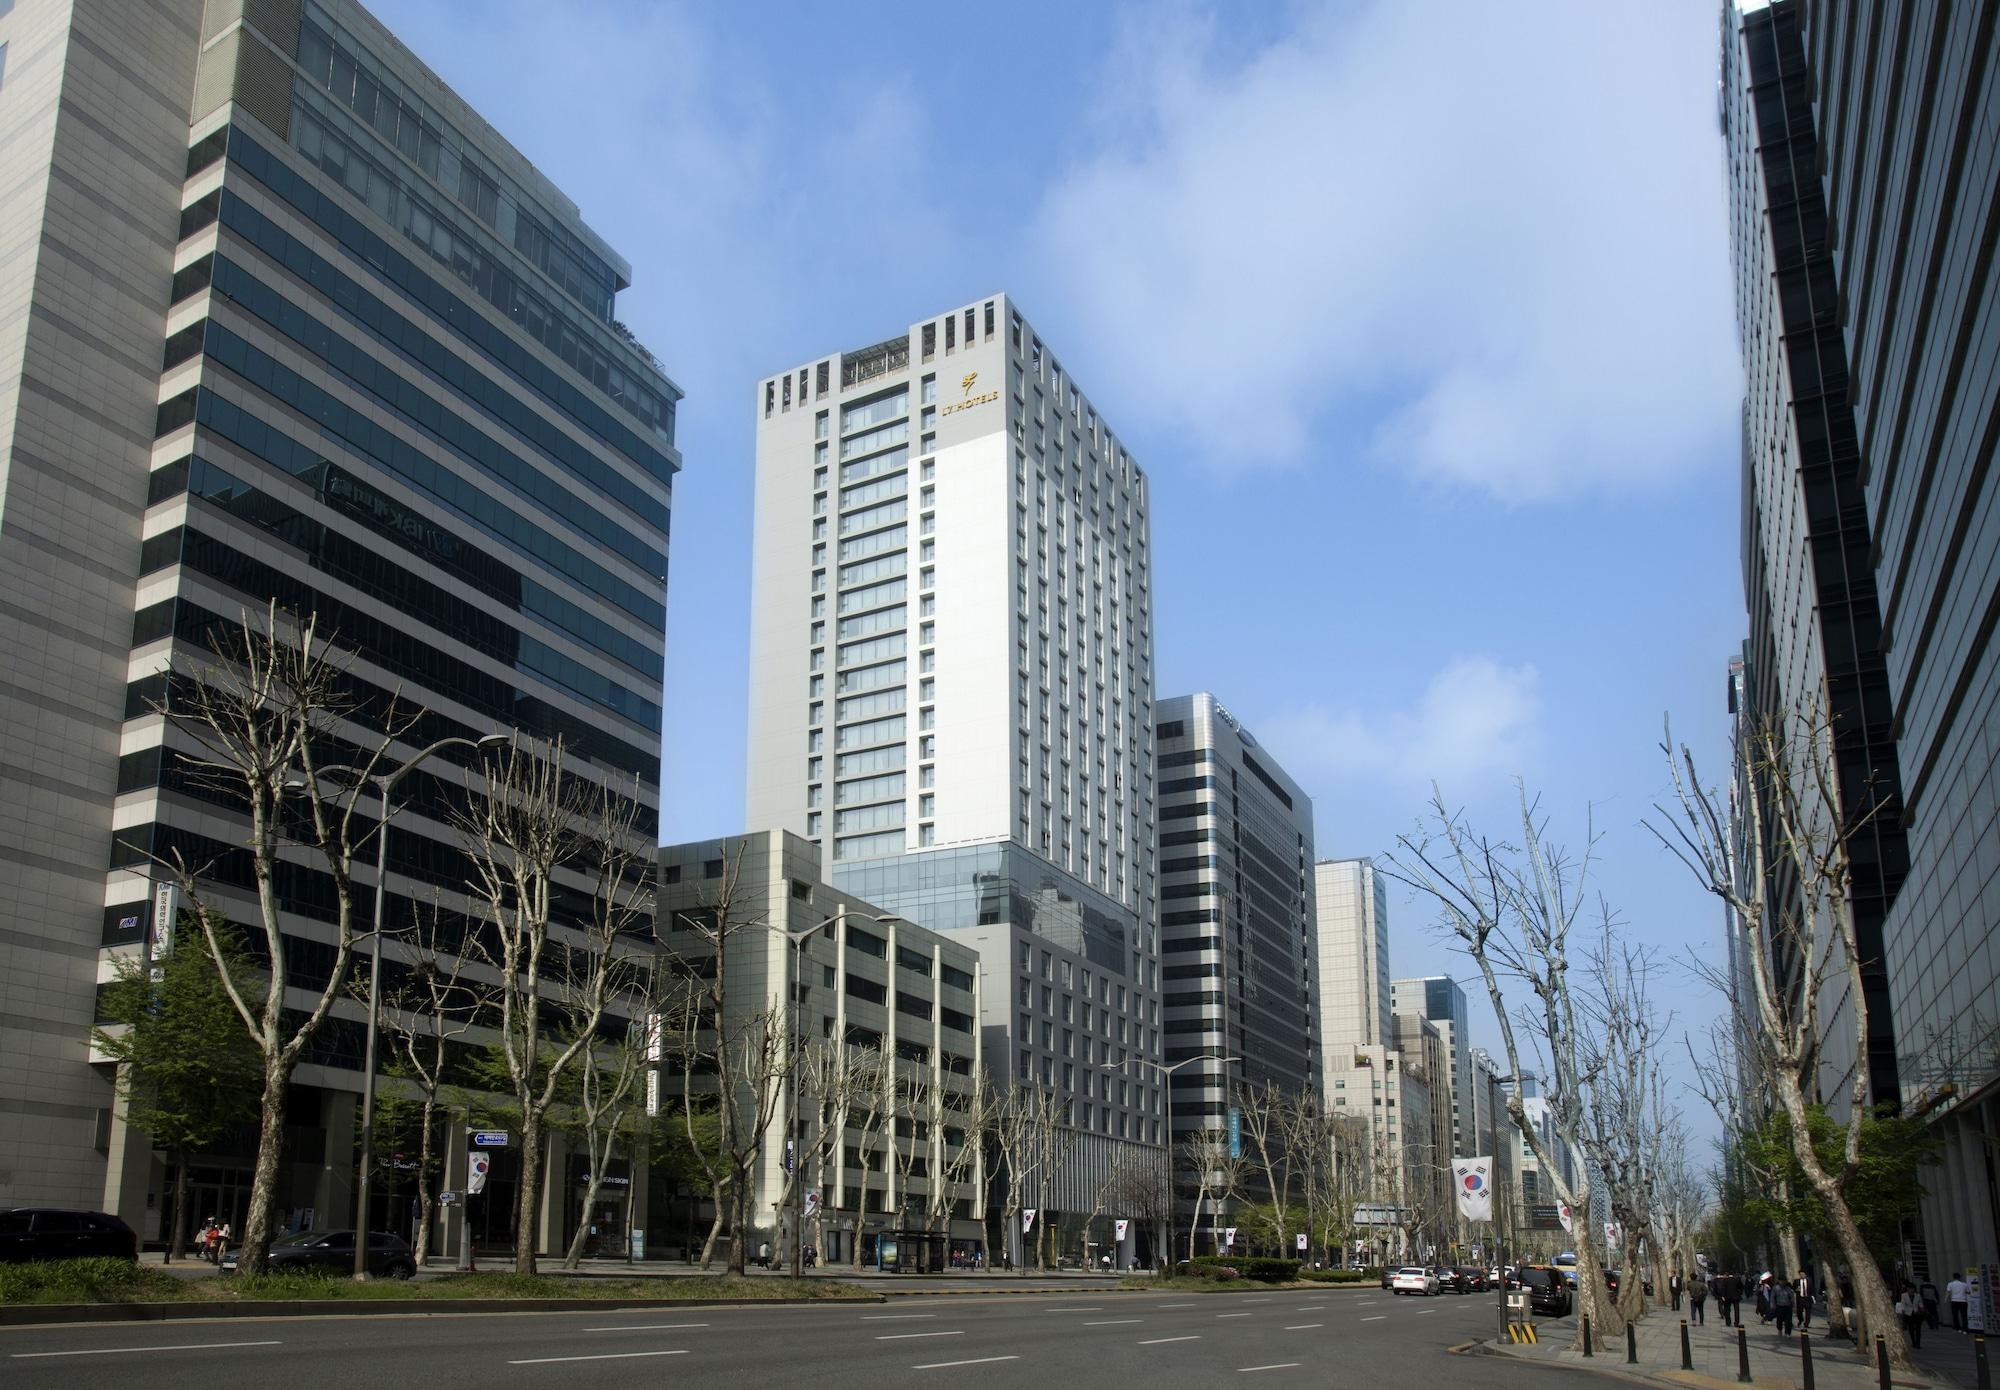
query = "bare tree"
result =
(1098, 1148, 1168, 1268)
(1183, 1128, 1246, 1260)
(841, 1044, 894, 1270)
(1234, 1081, 1295, 1256)
(1388, 787, 1621, 1347)
(556, 1018, 649, 1270)
(1654, 710, 1912, 1367)
(990, 1083, 1038, 1271)
(922, 1060, 989, 1242)
(149, 604, 416, 1274)
(455, 735, 651, 1274)
(372, 898, 478, 1266)
(1578, 926, 1669, 1320)
(1026, 1088, 1078, 1268)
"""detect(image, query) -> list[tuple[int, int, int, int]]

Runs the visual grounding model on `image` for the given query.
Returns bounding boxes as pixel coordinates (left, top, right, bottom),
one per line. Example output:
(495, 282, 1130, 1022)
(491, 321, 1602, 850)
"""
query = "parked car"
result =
(1512, 1264, 1574, 1317)
(1391, 1265, 1440, 1296)
(0, 1209, 138, 1263)
(220, 1230, 416, 1278)
(1381, 1266, 1395, 1289)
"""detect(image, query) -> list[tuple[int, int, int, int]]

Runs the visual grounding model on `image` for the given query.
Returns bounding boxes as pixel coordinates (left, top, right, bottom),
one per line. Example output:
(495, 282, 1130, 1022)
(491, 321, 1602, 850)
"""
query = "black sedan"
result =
(1447, 1264, 1490, 1292)
(222, 1230, 416, 1278)
(0, 1209, 138, 1263)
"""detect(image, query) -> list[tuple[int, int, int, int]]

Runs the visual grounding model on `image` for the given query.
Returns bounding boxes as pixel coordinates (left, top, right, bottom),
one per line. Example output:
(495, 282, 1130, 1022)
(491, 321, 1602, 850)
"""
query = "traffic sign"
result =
(438, 1191, 458, 1205)
(471, 1130, 510, 1147)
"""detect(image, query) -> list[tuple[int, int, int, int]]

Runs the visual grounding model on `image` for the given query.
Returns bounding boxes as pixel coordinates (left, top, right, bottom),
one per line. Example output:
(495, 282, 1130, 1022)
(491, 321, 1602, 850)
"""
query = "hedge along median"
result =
(0, 1259, 880, 1324)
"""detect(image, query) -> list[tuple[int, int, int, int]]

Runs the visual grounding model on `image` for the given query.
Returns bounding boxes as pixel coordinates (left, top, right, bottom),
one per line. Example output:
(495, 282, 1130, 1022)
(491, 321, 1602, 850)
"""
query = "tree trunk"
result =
(1822, 1254, 1849, 1339)
(236, 1054, 290, 1274)
(411, 1097, 437, 1265)
(563, 1167, 607, 1270)
(698, 1191, 725, 1269)
(169, 1150, 192, 1263)
(514, 1109, 542, 1275)
(1573, 1235, 1624, 1349)
(1818, 1182, 1907, 1367)
(726, 1168, 750, 1275)
(1617, 1232, 1644, 1320)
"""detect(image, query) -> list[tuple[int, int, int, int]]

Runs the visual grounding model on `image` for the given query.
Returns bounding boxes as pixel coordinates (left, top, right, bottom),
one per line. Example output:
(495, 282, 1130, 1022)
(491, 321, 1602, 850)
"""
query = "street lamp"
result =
(353, 731, 508, 1279)
(770, 908, 909, 1279)
(1139, 1053, 1237, 1267)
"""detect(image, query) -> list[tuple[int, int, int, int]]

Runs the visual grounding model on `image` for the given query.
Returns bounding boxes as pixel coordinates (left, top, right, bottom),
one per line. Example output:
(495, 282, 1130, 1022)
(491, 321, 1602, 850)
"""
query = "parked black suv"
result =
(0, 1209, 139, 1263)
(1512, 1264, 1574, 1316)
(221, 1230, 416, 1278)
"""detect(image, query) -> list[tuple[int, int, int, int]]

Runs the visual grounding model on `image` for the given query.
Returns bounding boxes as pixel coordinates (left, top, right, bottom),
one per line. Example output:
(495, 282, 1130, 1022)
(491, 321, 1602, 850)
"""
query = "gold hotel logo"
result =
(941, 368, 1000, 417)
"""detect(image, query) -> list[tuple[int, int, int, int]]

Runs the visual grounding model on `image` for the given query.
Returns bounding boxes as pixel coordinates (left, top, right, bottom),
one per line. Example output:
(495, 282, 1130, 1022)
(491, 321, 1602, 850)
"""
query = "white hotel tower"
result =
(747, 296, 1163, 1254)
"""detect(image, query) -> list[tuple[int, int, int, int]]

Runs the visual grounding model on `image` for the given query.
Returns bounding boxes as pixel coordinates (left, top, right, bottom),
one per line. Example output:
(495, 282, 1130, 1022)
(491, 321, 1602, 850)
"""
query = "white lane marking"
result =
(13, 1342, 282, 1359)
(1084, 1319, 1143, 1326)
(1293, 1304, 1325, 1311)
(877, 1331, 964, 1341)
(1361, 1314, 1387, 1322)
(1355, 1298, 1379, 1304)
(1044, 1306, 1102, 1312)
(1240, 1365, 1303, 1373)
(1418, 1309, 1436, 1316)
(1216, 1312, 1253, 1318)
(508, 1350, 687, 1365)
(914, 1355, 1021, 1370)
(1157, 1302, 1200, 1308)
(1284, 1323, 1323, 1330)
(583, 1323, 708, 1332)
(1140, 1335, 1202, 1344)
(862, 1314, 937, 1320)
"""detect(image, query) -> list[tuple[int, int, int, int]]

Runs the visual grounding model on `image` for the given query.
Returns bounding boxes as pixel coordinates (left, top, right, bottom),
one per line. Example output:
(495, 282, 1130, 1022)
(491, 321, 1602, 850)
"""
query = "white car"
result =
(1391, 1266, 1440, 1295)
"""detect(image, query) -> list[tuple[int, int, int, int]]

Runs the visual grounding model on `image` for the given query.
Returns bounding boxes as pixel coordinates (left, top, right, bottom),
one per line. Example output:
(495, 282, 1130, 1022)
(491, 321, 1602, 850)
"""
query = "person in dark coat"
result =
(1688, 1271, 1709, 1325)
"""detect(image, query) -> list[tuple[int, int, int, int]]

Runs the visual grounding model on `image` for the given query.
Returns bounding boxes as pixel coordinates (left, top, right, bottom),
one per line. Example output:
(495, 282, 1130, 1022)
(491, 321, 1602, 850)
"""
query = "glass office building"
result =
(0, 0, 676, 1251)
(1725, 0, 2000, 1280)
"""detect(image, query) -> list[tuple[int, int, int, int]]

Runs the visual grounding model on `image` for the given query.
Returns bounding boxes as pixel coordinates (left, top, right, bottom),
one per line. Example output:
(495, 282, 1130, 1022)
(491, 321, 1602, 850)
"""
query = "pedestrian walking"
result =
(1756, 1275, 1773, 1324)
(1796, 1271, 1812, 1330)
(1773, 1275, 1795, 1337)
(1920, 1277, 1940, 1329)
(216, 1220, 231, 1265)
(1898, 1284, 1926, 1349)
(1688, 1271, 1708, 1325)
(1670, 1270, 1683, 1311)
(1948, 1271, 1970, 1331)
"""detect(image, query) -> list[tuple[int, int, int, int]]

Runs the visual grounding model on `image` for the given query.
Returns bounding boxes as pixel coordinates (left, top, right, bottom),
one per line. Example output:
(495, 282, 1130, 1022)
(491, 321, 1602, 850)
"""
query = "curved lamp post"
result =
(1139, 1052, 1237, 1266)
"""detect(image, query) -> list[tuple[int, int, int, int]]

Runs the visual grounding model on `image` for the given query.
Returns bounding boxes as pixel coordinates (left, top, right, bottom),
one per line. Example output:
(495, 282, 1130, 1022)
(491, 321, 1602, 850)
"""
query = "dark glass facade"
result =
(116, 5, 677, 1047)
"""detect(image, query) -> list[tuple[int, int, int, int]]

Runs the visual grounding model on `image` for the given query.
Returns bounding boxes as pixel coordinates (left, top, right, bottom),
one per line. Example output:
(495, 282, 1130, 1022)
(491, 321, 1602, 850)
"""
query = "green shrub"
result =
(1183, 1255, 1298, 1283)
(1298, 1268, 1373, 1283)
(0, 1258, 181, 1306)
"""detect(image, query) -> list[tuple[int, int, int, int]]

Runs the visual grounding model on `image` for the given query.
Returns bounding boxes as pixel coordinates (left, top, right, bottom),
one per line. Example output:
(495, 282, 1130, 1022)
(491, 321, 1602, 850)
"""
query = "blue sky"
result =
(377, 0, 1744, 1141)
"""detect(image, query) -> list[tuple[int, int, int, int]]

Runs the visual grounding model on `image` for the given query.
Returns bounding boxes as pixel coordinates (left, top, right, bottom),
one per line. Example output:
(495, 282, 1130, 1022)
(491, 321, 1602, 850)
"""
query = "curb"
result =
(0, 1293, 887, 1328)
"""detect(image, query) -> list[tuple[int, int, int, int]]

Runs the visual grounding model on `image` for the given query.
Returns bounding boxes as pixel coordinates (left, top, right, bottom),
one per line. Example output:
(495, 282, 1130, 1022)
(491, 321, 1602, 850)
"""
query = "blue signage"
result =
(1227, 1107, 1242, 1159)
(471, 1130, 510, 1148)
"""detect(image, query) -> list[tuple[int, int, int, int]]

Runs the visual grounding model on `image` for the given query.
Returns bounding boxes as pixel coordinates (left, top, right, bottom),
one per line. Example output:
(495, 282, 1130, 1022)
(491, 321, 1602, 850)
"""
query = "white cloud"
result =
(1034, 2, 1739, 500)
(1261, 656, 1542, 787)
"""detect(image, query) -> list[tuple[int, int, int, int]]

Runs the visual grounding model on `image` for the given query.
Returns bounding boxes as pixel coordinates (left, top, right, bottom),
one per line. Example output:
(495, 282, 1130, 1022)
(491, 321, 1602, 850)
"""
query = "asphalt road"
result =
(0, 1287, 1570, 1389)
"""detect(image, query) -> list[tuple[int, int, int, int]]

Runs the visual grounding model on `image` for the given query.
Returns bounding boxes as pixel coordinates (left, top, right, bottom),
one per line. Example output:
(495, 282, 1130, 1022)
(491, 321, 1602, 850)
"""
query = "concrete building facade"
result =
(744, 299, 1163, 1257)
(657, 831, 986, 1268)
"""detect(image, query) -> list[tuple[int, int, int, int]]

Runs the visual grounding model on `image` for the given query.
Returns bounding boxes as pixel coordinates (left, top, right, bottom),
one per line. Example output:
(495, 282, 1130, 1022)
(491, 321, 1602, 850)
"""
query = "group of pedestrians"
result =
(195, 1216, 230, 1263)
(1663, 1262, 1980, 1355)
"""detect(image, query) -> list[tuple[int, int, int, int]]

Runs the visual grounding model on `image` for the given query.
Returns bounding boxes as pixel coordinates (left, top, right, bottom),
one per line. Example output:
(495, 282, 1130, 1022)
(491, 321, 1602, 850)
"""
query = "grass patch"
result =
(1, 1260, 874, 1307)
(0, 1259, 185, 1306)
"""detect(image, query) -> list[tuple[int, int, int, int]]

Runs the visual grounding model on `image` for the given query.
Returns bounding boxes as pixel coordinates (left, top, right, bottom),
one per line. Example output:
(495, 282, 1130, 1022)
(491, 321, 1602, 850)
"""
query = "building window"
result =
(702, 858, 723, 879)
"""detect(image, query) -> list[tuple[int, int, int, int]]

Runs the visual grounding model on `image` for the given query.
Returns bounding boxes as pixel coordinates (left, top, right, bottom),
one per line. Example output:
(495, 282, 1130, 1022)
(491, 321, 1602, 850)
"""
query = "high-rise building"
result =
(1725, 0, 2000, 1281)
(1721, 0, 1909, 1113)
(1393, 976, 1473, 1159)
(1313, 857, 1392, 1059)
(1392, 1011, 1452, 1255)
(1154, 694, 1318, 1142)
(745, 298, 1162, 1248)
(0, 0, 677, 1247)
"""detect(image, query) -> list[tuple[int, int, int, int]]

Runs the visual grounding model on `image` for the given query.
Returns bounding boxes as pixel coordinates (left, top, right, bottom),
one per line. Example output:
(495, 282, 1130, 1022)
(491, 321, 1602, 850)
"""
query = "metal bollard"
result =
(1801, 1330, 1815, 1390)
(1682, 1320, 1693, 1370)
(1737, 1326, 1752, 1384)
(1975, 1335, 1990, 1390)
(1583, 1315, 1593, 1357)
(1628, 1321, 1638, 1365)
(1875, 1333, 1891, 1390)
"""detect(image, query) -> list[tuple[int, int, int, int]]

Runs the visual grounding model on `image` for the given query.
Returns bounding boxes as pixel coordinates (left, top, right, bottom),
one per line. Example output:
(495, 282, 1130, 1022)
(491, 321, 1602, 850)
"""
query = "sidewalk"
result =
(1481, 1309, 1948, 1390)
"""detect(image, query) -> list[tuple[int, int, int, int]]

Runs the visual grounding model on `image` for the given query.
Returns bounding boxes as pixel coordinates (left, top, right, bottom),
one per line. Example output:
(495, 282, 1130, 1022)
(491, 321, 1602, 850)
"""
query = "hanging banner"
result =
(1114, 1219, 1129, 1242)
(1223, 1227, 1236, 1249)
(804, 1191, 822, 1220)
(1604, 1221, 1620, 1248)
(467, 1152, 490, 1195)
(1227, 1107, 1242, 1159)
(151, 882, 179, 957)
(1557, 1202, 1574, 1234)
(1451, 1157, 1494, 1221)
(1022, 1208, 1037, 1235)
(1296, 1233, 1308, 1252)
